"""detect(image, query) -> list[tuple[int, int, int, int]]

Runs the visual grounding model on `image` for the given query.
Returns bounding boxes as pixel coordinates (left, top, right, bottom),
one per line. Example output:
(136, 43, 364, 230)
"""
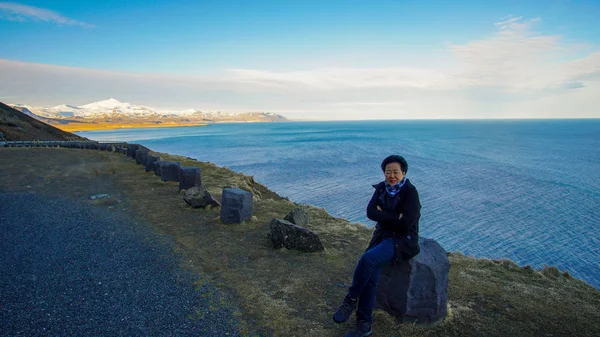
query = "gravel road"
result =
(0, 191, 243, 336)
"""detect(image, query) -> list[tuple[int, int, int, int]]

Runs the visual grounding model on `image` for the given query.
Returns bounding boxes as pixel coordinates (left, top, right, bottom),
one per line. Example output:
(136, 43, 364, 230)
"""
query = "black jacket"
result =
(365, 179, 421, 262)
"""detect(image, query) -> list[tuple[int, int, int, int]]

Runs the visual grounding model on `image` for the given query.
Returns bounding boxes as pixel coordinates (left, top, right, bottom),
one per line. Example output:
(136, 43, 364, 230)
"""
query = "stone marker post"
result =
(220, 187, 252, 224)
(178, 166, 202, 190)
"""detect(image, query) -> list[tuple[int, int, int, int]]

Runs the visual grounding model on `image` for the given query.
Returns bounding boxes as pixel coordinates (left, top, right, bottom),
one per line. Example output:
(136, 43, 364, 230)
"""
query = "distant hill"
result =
(0, 102, 87, 141)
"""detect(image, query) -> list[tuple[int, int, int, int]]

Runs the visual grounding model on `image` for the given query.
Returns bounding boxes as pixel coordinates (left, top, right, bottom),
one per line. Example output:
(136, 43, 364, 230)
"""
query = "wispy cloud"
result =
(330, 101, 407, 107)
(226, 67, 444, 89)
(0, 17, 599, 120)
(226, 17, 600, 95)
(494, 16, 524, 29)
(0, 2, 93, 27)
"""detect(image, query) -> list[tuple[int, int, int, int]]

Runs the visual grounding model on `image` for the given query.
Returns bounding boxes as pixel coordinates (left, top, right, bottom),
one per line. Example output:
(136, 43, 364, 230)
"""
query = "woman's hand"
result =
(399, 213, 403, 219)
(376, 205, 382, 211)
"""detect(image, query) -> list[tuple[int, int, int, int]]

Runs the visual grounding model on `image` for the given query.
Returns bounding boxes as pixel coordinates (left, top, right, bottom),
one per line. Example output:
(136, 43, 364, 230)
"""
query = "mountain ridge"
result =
(8, 98, 287, 131)
(11, 98, 287, 121)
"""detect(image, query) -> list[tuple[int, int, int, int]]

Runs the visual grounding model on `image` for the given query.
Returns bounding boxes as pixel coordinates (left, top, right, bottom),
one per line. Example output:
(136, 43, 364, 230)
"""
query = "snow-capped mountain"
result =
(10, 98, 287, 123)
(17, 98, 203, 118)
(81, 98, 127, 110)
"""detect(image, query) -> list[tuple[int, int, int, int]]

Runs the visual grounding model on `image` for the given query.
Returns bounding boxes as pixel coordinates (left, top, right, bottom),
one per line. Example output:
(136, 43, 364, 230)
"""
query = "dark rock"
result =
(159, 161, 181, 182)
(178, 166, 202, 190)
(145, 155, 160, 173)
(268, 218, 324, 252)
(375, 237, 449, 325)
(153, 160, 163, 176)
(126, 144, 139, 158)
(220, 187, 252, 224)
(182, 186, 220, 208)
(284, 208, 309, 227)
(135, 149, 149, 165)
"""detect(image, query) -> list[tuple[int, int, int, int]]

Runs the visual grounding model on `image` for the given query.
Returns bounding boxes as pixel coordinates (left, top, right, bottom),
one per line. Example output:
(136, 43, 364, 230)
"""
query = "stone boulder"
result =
(268, 218, 324, 252)
(145, 155, 160, 173)
(153, 160, 163, 176)
(182, 186, 220, 208)
(220, 187, 253, 224)
(284, 208, 309, 227)
(178, 166, 202, 190)
(126, 144, 139, 158)
(159, 161, 181, 182)
(135, 149, 149, 165)
(375, 237, 449, 325)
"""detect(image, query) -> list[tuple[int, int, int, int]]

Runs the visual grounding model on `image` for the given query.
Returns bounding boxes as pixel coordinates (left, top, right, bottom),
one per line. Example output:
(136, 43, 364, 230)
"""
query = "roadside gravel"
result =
(0, 191, 242, 336)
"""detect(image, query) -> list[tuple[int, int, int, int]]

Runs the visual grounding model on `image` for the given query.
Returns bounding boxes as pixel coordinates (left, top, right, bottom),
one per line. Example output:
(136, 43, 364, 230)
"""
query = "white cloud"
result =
(1, 17, 599, 120)
(0, 2, 93, 27)
(227, 17, 600, 95)
(226, 67, 444, 89)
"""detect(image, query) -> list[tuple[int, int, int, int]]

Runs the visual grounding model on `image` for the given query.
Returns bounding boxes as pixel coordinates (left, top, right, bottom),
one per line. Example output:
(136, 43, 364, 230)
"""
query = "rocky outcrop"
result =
(375, 237, 449, 325)
(268, 218, 324, 253)
(284, 208, 309, 227)
(182, 186, 220, 208)
(220, 187, 252, 224)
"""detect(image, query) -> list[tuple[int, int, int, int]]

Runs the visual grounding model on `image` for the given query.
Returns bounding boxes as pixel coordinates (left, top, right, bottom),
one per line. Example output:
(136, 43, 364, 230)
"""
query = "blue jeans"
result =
(347, 238, 395, 323)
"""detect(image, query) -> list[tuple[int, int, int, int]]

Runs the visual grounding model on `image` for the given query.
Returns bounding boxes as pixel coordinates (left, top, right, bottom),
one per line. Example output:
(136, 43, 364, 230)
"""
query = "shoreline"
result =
(128, 140, 600, 290)
(51, 118, 600, 133)
(53, 122, 209, 132)
(67, 128, 600, 290)
(138, 145, 600, 294)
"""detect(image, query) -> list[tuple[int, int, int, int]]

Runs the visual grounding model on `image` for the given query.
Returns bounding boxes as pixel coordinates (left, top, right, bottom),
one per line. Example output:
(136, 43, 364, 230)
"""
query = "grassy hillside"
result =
(1, 147, 598, 336)
(1, 110, 598, 336)
(0, 102, 87, 141)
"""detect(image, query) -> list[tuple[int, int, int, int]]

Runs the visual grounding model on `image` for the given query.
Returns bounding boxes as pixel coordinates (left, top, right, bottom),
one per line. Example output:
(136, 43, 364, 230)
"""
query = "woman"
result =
(333, 155, 421, 337)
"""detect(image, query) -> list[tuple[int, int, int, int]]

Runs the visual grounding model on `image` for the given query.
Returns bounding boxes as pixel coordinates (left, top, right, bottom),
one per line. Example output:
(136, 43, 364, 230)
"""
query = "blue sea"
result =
(78, 120, 600, 289)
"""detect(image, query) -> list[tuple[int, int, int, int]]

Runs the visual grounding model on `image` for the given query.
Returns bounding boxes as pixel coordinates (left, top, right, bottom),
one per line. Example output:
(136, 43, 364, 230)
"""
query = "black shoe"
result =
(344, 320, 372, 337)
(333, 295, 357, 323)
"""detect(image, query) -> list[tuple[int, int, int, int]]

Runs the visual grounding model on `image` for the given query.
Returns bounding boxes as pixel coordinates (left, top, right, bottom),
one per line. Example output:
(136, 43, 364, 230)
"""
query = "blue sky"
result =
(1, 0, 599, 119)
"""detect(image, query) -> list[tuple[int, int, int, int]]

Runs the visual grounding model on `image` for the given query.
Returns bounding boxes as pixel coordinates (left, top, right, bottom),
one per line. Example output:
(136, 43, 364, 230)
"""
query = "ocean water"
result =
(78, 120, 600, 289)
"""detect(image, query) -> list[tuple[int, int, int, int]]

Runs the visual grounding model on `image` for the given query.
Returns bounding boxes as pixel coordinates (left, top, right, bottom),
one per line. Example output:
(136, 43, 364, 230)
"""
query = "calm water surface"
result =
(78, 120, 600, 289)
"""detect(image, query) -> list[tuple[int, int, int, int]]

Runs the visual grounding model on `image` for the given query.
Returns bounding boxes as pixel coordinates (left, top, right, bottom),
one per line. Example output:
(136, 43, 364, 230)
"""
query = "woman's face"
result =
(384, 162, 405, 186)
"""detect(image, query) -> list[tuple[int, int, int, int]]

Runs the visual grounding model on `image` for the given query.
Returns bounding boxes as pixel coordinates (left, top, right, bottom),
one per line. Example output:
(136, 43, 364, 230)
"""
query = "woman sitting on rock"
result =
(333, 155, 421, 337)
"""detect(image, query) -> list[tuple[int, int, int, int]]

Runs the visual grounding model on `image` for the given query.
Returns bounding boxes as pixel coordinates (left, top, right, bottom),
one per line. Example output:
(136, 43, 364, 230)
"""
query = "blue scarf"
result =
(385, 177, 406, 197)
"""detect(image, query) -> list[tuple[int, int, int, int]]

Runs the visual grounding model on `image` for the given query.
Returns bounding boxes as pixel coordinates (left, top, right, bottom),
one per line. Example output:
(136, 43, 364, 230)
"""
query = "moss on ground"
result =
(1, 147, 599, 336)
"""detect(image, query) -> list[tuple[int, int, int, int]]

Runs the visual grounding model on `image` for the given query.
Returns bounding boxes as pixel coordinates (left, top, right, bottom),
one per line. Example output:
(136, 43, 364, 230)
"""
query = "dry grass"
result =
(1, 147, 599, 337)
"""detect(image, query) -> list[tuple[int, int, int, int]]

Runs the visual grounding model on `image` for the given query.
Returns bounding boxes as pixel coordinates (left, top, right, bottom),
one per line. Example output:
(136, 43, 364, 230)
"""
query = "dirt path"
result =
(0, 148, 247, 336)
